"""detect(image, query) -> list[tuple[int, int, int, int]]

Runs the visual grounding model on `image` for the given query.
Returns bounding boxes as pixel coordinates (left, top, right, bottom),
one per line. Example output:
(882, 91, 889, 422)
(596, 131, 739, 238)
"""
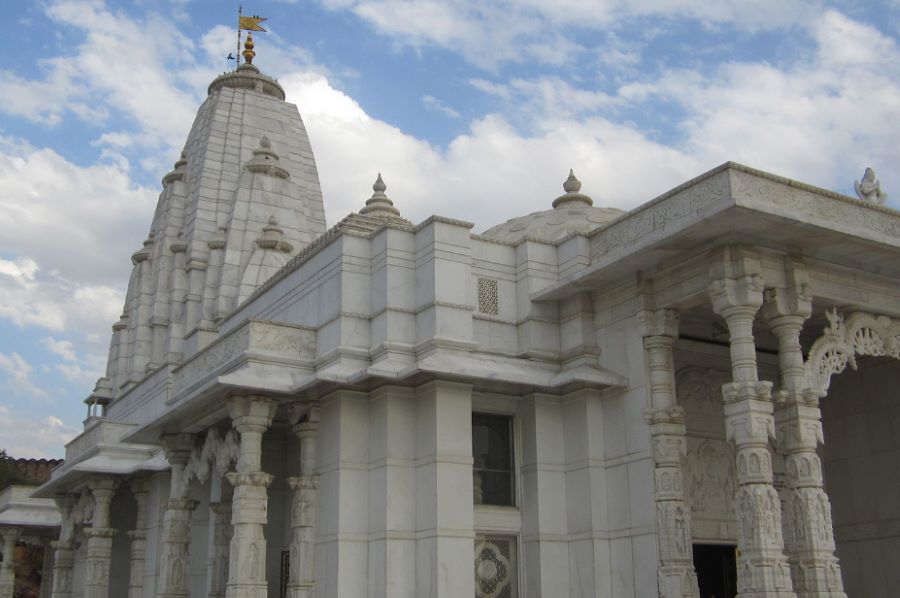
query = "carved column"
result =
(0, 526, 21, 598)
(225, 396, 276, 598)
(764, 282, 846, 597)
(709, 252, 795, 598)
(208, 502, 232, 598)
(84, 477, 118, 598)
(50, 495, 77, 598)
(157, 434, 199, 598)
(639, 309, 700, 598)
(127, 479, 150, 598)
(39, 538, 54, 598)
(286, 403, 319, 598)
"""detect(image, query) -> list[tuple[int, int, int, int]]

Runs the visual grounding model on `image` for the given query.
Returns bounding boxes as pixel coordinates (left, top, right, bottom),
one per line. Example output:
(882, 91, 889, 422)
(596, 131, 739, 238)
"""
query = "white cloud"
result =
(617, 10, 900, 199)
(283, 72, 699, 229)
(0, 353, 48, 399)
(0, 137, 157, 286)
(41, 337, 77, 363)
(316, 0, 821, 68)
(0, 405, 79, 458)
(422, 95, 461, 119)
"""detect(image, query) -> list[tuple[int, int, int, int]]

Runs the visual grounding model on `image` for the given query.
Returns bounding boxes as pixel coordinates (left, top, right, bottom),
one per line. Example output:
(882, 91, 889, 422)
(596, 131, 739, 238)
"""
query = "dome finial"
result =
(242, 32, 256, 65)
(360, 173, 401, 217)
(552, 168, 593, 208)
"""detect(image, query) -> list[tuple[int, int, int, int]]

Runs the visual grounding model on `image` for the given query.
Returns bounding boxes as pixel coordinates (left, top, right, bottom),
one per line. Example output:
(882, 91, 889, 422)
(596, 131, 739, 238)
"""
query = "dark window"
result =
(472, 412, 514, 506)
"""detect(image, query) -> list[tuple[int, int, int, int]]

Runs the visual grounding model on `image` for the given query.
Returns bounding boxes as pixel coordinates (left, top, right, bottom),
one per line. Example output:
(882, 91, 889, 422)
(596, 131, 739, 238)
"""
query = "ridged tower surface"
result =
(92, 63, 326, 403)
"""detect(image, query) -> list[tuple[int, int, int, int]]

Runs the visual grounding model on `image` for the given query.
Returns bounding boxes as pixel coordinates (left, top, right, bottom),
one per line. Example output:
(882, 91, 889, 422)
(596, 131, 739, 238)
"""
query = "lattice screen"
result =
(474, 534, 517, 598)
(477, 278, 499, 316)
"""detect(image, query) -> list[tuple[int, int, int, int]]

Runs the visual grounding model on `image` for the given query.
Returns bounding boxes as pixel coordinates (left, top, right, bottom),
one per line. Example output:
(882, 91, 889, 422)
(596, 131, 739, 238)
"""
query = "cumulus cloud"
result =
(0, 353, 47, 399)
(0, 404, 79, 458)
(0, 137, 157, 285)
(283, 72, 699, 228)
(316, 0, 820, 68)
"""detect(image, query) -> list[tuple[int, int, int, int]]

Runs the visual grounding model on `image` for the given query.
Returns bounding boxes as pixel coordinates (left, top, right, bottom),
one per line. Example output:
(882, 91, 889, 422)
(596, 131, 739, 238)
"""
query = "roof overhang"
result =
(535, 162, 900, 301)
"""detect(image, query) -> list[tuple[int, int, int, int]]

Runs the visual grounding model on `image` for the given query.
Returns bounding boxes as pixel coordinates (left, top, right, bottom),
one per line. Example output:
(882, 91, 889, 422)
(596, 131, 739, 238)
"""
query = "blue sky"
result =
(1, 0, 899, 457)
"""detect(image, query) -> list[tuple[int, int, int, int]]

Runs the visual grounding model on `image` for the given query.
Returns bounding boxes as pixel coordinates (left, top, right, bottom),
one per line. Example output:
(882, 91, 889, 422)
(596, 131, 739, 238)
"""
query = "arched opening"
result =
(821, 354, 900, 597)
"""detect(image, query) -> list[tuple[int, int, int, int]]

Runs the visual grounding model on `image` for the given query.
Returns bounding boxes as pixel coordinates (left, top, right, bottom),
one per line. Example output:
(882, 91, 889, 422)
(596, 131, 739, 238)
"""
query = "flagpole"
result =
(237, 5, 243, 66)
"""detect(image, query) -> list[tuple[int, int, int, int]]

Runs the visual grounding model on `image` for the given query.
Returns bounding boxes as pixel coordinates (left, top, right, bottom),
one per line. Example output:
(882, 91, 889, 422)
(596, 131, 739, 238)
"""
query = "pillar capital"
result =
(87, 476, 119, 530)
(708, 246, 765, 313)
(288, 402, 320, 437)
(228, 395, 276, 433)
(160, 433, 196, 464)
(638, 308, 680, 339)
(762, 259, 812, 322)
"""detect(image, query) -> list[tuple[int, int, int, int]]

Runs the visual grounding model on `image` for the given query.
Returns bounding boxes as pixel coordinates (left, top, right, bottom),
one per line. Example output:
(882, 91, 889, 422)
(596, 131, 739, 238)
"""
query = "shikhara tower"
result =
(20, 27, 900, 598)
(98, 56, 326, 402)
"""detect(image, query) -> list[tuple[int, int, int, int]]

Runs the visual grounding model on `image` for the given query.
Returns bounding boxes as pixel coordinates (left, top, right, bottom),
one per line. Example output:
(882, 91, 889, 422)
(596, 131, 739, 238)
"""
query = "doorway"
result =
(693, 544, 737, 598)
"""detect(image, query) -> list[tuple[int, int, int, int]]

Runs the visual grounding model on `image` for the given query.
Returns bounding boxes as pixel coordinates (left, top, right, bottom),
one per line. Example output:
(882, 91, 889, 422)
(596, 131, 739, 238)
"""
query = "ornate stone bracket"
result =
(183, 428, 240, 485)
(805, 308, 900, 396)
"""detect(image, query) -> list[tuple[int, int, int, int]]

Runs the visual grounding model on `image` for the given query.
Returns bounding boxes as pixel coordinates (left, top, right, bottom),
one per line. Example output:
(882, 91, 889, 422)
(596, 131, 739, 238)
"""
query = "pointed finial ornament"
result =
(360, 173, 401, 217)
(552, 168, 593, 208)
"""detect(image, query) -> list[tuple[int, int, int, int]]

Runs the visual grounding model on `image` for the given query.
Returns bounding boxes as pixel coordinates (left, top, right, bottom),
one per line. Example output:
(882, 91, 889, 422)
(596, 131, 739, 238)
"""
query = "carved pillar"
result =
(39, 538, 54, 598)
(764, 282, 846, 598)
(50, 495, 77, 598)
(158, 434, 199, 598)
(128, 479, 150, 598)
(225, 396, 276, 598)
(709, 251, 796, 598)
(209, 502, 233, 598)
(286, 403, 319, 598)
(0, 526, 22, 598)
(84, 477, 118, 598)
(639, 309, 700, 598)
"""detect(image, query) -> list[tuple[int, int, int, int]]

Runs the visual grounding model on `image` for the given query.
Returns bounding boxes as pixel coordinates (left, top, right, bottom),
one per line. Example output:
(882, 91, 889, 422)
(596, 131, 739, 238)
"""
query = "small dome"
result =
(481, 170, 624, 243)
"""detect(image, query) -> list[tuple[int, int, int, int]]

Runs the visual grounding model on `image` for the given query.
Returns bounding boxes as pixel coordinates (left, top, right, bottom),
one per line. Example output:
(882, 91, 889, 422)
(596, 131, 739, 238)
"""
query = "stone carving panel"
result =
(590, 171, 729, 258)
(676, 366, 738, 541)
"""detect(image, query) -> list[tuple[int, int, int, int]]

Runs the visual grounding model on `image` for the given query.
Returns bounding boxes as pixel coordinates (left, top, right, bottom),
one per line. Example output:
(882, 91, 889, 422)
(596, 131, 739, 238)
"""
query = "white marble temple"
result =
(27, 43, 900, 598)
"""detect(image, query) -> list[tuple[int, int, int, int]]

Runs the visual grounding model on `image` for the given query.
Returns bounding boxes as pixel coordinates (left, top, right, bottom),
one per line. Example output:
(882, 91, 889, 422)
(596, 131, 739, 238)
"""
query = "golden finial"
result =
(242, 32, 256, 65)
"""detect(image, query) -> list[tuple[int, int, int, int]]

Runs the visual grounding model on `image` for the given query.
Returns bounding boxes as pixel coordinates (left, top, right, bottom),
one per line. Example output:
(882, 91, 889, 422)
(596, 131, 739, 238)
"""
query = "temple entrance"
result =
(692, 544, 736, 598)
(821, 355, 900, 596)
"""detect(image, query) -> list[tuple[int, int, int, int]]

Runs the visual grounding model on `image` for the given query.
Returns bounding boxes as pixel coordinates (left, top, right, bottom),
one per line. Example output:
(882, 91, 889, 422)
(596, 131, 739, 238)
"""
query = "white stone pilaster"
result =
(286, 403, 319, 598)
(132, 238, 155, 377)
(709, 251, 796, 598)
(366, 387, 416, 598)
(158, 434, 198, 598)
(562, 388, 611, 598)
(0, 526, 22, 598)
(225, 395, 276, 598)
(50, 495, 77, 598)
(317, 391, 369, 598)
(208, 502, 232, 598)
(764, 280, 846, 598)
(185, 257, 207, 335)
(128, 479, 150, 598)
(415, 381, 475, 598)
(520, 394, 570, 596)
(638, 308, 700, 598)
(84, 477, 118, 598)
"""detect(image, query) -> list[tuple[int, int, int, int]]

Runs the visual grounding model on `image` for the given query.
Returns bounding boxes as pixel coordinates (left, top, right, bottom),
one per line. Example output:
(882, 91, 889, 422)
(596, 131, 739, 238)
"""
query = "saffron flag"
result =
(239, 15, 267, 32)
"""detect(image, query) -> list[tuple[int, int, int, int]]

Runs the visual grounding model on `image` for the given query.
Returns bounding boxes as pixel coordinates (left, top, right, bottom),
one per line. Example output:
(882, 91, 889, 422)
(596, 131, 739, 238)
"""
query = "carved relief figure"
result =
(686, 438, 735, 516)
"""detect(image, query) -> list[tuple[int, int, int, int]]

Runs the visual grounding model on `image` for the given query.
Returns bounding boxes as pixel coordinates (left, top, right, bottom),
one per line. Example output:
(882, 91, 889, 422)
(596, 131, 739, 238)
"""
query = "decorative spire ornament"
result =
(359, 173, 401, 217)
(552, 169, 594, 208)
